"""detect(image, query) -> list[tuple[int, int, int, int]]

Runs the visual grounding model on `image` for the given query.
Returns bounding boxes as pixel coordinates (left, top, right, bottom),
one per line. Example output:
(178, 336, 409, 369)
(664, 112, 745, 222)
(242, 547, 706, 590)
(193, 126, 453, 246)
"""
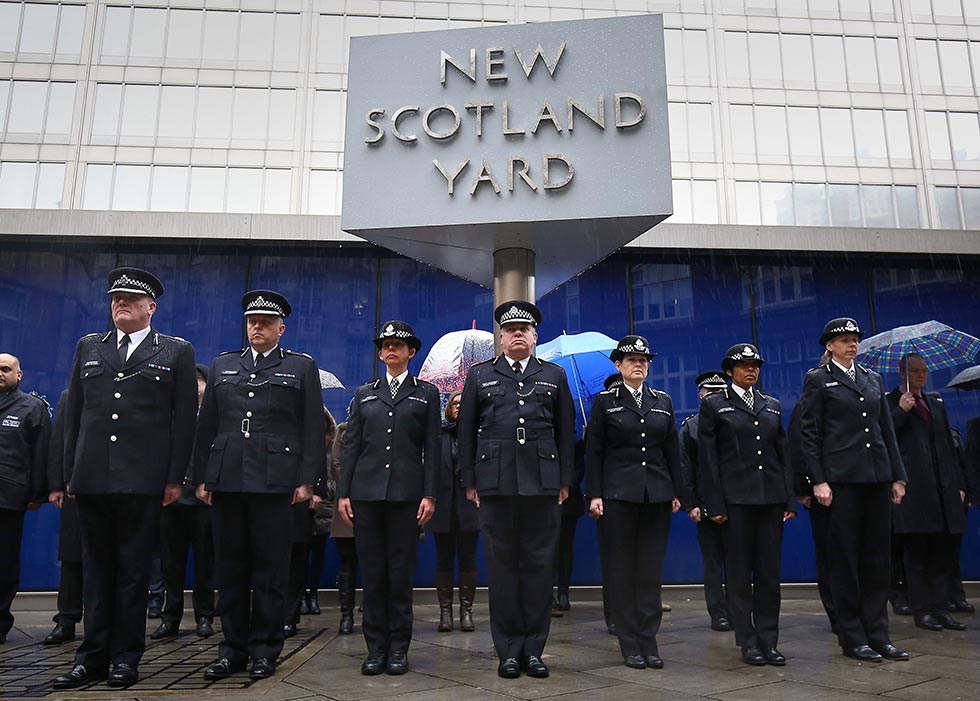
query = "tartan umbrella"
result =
(857, 320, 980, 374)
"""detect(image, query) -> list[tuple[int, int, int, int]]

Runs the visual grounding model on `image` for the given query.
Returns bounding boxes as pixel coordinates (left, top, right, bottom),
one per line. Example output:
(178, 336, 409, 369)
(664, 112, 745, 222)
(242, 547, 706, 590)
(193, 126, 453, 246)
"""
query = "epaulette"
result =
(857, 364, 870, 374)
(100, 331, 113, 342)
(681, 414, 694, 425)
(28, 391, 53, 417)
(219, 348, 246, 356)
(598, 388, 616, 395)
(285, 349, 313, 359)
(759, 392, 777, 402)
(83, 332, 102, 339)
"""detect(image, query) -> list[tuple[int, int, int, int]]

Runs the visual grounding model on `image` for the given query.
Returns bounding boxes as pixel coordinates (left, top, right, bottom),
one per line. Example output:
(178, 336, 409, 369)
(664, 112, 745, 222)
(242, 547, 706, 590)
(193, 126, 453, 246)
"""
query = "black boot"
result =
(458, 571, 477, 632)
(436, 571, 454, 632)
(300, 593, 310, 616)
(338, 572, 355, 635)
(309, 590, 321, 615)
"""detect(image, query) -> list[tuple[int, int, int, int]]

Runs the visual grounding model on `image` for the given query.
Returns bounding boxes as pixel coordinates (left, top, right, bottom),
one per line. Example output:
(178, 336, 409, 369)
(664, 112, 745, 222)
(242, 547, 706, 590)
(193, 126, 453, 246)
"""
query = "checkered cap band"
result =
(380, 324, 412, 339)
(499, 305, 536, 324)
(245, 296, 286, 316)
(108, 274, 155, 297)
(826, 320, 860, 335)
(698, 373, 728, 388)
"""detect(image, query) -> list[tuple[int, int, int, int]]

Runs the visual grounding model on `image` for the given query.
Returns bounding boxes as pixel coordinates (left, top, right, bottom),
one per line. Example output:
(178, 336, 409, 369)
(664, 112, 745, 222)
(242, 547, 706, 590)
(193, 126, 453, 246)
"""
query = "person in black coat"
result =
(799, 317, 909, 664)
(337, 320, 440, 676)
(553, 437, 585, 615)
(585, 335, 683, 670)
(946, 427, 974, 614)
(54, 268, 198, 690)
(680, 370, 730, 632)
(458, 301, 575, 680)
(0, 353, 51, 644)
(193, 290, 325, 682)
(424, 389, 480, 633)
(697, 344, 796, 667)
(887, 353, 968, 632)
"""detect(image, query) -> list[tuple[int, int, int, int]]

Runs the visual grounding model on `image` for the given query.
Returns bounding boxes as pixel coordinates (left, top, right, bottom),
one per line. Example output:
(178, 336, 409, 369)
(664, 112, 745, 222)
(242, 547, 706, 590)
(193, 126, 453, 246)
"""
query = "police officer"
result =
(799, 317, 909, 663)
(0, 353, 51, 644)
(458, 301, 575, 680)
(680, 370, 730, 632)
(54, 268, 198, 689)
(337, 320, 440, 676)
(585, 335, 684, 670)
(698, 344, 795, 667)
(194, 290, 325, 681)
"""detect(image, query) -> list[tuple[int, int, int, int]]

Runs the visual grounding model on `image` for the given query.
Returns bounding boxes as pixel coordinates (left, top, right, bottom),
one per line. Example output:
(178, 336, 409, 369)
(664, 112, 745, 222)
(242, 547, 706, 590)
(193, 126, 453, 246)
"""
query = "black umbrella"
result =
(947, 364, 980, 391)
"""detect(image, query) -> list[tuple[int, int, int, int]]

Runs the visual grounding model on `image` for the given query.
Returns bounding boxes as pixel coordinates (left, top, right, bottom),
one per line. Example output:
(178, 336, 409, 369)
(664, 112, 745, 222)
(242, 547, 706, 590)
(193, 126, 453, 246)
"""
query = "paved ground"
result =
(2, 585, 978, 700)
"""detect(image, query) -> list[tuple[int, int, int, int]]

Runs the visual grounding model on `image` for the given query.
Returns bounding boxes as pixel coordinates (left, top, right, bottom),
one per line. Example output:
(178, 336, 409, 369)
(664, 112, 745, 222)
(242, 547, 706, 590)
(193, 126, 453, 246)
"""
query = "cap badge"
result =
(845, 320, 857, 331)
(385, 324, 395, 335)
(743, 346, 754, 356)
(635, 338, 646, 351)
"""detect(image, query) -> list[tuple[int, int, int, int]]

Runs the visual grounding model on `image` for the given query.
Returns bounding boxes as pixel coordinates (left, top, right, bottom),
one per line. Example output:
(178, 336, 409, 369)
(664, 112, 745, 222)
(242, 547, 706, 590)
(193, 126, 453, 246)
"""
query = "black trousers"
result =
(0, 508, 25, 636)
(160, 503, 214, 625)
(479, 495, 560, 661)
(54, 560, 84, 625)
(808, 502, 836, 628)
(306, 533, 328, 591)
(827, 482, 892, 650)
(554, 510, 579, 597)
(434, 530, 479, 573)
(904, 532, 956, 616)
(597, 517, 613, 627)
(602, 500, 671, 658)
(335, 537, 358, 579)
(352, 500, 419, 657)
(74, 494, 160, 670)
(696, 517, 728, 620)
(725, 503, 785, 651)
(211, 492, 292, 665)
(947, 531, 967, 603)
(286, 541, 308, 626)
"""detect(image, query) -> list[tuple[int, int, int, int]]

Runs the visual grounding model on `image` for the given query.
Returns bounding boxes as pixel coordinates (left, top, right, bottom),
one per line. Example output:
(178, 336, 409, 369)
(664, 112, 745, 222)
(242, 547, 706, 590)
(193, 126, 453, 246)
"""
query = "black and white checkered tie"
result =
(844, 366, 855, 382)
(633, 388, 643, 409)
(390, 378, 400, 399)
(743, 390, 754, 410)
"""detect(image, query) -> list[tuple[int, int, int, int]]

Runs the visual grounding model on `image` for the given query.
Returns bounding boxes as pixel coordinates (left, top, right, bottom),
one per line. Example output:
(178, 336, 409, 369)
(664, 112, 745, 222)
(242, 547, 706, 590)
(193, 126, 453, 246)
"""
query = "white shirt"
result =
(251, 345, 278, 364)
(117, 326, 150, 361)
(831, 358, 854, 374)
(503, 355, 530, 373)
(386, 370, 409, 387)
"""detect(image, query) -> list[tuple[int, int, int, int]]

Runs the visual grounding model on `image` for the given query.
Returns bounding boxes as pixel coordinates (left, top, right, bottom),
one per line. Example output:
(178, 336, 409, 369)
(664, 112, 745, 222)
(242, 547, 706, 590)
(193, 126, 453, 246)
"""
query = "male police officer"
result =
(194, 290, 325, 681)
(55, 268, 197, 689)
(458, 301, 575, 679)
(0, 353, 51, 644)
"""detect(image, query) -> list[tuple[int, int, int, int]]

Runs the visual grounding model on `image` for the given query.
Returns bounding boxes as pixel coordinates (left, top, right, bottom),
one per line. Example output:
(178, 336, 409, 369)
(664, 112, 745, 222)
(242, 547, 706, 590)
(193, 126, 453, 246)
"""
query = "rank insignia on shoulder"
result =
(651, 408, 671, 416)
(480, 380, 499, 388)
(84, 360, 101, 367)
(535, 380, 557, 389)
(361, 395, 379, 403)
(765, 407, 781, 415)
(825, 381, 839, 387)
(147, 363, 171, 372)
(221, 370, 239, 375)
(606, 406, 624, 414)
(717, 407, 735, 413)
(935, 397, 943, 402)
(409, 396, 428, 404)
(2, 416, 20, 428)
(274, 372, 297, 379)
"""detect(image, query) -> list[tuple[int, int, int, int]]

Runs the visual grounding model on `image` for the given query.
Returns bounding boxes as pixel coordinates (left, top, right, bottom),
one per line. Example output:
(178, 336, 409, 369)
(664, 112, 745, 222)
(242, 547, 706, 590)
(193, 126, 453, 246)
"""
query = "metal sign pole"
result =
(493, 247, 535, 354)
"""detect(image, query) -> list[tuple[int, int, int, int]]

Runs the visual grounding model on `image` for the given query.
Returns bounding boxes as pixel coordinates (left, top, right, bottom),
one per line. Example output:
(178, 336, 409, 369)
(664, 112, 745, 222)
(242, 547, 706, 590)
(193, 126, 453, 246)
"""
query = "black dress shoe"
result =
(196, 617, 214, 637)
(300, 595, 310, 616)
(498, 657, 521, 678)
(872, 644, 909, 661)
(741, 647, 766, 666)
(53, 664, 107, 689)
(283, 623, 297, 638)
(309, 592, 321, 615)
(386, 651, 408, 675)
(361, 655, 386, 676)
(711, 616, 731, 632)
(150, 621, 179, 640)
(147, 605, 162, 619)
(557, 593, 570, 611)
(915, 613, 944, 631)
(891, 601, 912, 616)
(949, 599, 975, 614)
(203, 657, 245, 680)
(107, 663, 139, 688)
(624, 655, 646, 669)
(339, 611, 354, 635)
(935, 612, 967, 631)
(765, 649, 786, 666)
(43, 623, 76, 645)
(606, 622, 617, 635)
(250, 658, 276, 679)
(843, 645, 883, 662)
(644, 655, 664, 669)
(525, 656, 549, 678)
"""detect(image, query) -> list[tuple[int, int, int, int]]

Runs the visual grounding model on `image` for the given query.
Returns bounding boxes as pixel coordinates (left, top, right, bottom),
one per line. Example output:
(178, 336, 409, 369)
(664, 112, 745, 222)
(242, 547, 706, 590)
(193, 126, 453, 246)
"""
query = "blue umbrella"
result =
(857, 320, 980, 374)
(536, 332, 618, 427)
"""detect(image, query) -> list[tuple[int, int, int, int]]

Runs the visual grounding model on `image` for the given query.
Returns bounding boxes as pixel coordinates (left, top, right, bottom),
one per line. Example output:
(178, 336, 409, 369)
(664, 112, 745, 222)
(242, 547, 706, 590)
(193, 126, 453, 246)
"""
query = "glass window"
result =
(809, 0, 839, 16)
(274, 13, 301, 68)
(35, 162, 65, 208)
(308, 170, 341, 215)
(894, 186, 919, 228)
(814, 35, 847, 88)
(917, 40, 942, 91)
(730, 104, 756, 162)
(781, 34, 814, 87)
(92, 83, 122, 136)
(939, 40, 972, 90)
(684, 30, 710, 85)
(795, 183, 829, 226)
(188, 167, 225, 212)
(853, 109, 887, 160)
(844, 36, 878, 88)
(112, 164, 151, 210)
(664, 29, 683, 84)
(688, 103, 714, 160)
(870, 0, 895, 20)
(7, 81, 47, 133)
(166, 9, 203, 61)
(45, 82, 75, 135)
(671, 179, 692, 223)
(269, 89, 296, 143)
(748, 33, 781, 84)
(120, 84, 159, 138)
(57, 4, 85, 54)
(828, 183, 862, 227)
(735, 181, 761, 224)
(933, 0, 963, 22)
(760, 181, 794, 225)
(876, 38, 902, 89)
(972, 42, 980, 92)
(226, 168, 263, 213)
(0, 162, 36, 207)
(316, 14, 345, 67)
(788, 107, 822, 161)
(885, 110, 912, 161)
(0, 4, 20, 52)
(82, 163, 113, 209)
(158, 86, 196, 139)
(841, 0, 872, 19)
(724, 32, 749, 85)
(239, 12, 274, 64)
(131, 8, 166, 60)
(755, 106, 789, 159)
(935, 187, 961, 228)
(960, 188, 980, 229)
(0, 81, 9, 133)
(203, 10, 237, 62)
(313, 90, 345, 147)
(861, 185, 895, 228)
(19, 3, 58, 53)
(691, 180, 718, 224)
(948, 112, 980, 161)
(232, 88, 269, 141)
(668, 103, 687, 161)
(821, 108, 855, 160)
(196, 87, 233, 141)
(925, 111, 952, 161)
(150, 166, 188, 211)
(263, 169, 291, 214)
(779, 0, 808, 14)
(101, 6, 131, 58)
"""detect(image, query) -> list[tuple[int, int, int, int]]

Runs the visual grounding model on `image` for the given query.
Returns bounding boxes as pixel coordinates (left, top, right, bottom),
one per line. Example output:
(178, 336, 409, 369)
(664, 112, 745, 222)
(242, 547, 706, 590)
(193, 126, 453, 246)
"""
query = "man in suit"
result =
(887, 353, 968, 632)
(458, 300, 575, 680)
(680, 370, 730, 632)
(54, 268, 198, 688)
(194, 290, 325, 681)
(0, 353, 51, 644)
(337, 320, 440, 676)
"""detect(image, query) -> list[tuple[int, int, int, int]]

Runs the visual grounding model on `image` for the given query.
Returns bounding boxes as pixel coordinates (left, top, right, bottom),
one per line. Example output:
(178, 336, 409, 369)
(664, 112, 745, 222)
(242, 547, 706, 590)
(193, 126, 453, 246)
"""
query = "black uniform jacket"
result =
(887, 389, 967, 535)
(799, 362, 907, 486)
(458, 355, 575, 497)
(64, 328, 197, 495)
(338, 374, 440, 502)
(697, 387, 795, 517)
(966, 417, 980, 505)
(425, 423, 479, 533)
(680, 414, 702, 512)
(787, 402, 812, 498)
(584, 385, 683, 504)
(0, 387, 51, 509)
(193, 347, 325, 494)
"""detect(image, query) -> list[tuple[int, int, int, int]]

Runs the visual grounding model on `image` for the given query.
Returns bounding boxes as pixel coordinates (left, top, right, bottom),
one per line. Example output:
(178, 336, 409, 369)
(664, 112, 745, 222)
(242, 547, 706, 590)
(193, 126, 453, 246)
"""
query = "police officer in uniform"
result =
(194, 290, 325, 681)
(458, 301, 575, 680)
(698, 344, 796, 667)
(680, 370, 730, 632)
(337, 320, 440, 676)
(800, 317, 909, 663)
(54, 268, 198, 689)
(0, 353, 51, 644)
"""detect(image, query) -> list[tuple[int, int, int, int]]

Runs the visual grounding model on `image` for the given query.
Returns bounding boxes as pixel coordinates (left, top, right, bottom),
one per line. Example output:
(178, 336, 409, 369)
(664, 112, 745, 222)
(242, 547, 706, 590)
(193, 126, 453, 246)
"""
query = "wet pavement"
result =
(2, 585, 978, 700)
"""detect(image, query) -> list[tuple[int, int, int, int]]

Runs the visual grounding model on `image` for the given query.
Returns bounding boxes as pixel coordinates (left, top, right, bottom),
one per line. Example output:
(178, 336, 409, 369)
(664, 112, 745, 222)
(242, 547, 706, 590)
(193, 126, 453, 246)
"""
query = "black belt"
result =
(479, 428, 554, 445)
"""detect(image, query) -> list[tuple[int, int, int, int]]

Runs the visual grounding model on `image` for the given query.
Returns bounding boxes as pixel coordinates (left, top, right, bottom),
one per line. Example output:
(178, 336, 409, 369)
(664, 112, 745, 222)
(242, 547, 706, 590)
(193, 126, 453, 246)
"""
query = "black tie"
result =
(118, 334, 131, 366)
(512, 361, 523, 375)
(254, 352, 264, 368)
